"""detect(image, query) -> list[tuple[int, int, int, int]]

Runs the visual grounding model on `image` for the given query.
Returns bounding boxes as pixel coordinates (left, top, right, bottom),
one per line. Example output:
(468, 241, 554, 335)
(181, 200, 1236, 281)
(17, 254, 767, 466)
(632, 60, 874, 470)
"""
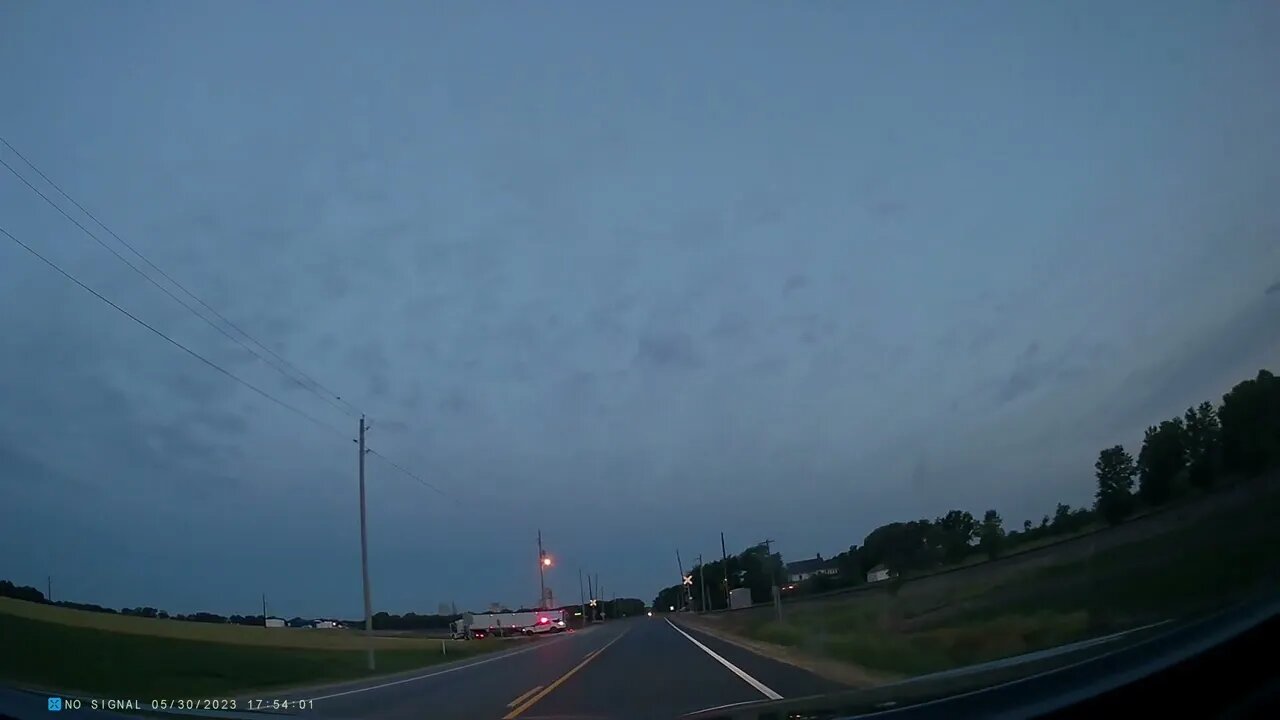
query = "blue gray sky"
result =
(2, 1, 1278, 617)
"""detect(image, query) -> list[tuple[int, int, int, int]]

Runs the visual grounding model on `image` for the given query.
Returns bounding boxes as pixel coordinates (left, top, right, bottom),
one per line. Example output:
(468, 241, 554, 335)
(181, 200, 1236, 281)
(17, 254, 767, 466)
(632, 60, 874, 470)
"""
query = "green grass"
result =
(0, 611, 502, 696)
(0, 597, 457, 650)
(732, 481, 1280, 677)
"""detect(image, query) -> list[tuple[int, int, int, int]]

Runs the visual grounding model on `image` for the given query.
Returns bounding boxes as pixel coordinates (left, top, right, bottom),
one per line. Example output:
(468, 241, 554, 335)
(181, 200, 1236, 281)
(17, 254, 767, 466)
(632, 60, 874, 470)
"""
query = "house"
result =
(866, 563, 896, 583)
(785, 554, 840, 583)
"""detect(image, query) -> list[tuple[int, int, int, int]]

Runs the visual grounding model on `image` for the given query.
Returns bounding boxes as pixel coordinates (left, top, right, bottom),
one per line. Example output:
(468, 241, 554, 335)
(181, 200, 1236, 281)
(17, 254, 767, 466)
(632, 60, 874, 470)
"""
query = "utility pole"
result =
(594, 574, 599, 619)
(262, 593, 267, 626)
(698, 554, 708, 613)
(578, 569, 586, 627)
(758, 538, 781, 623)
(758, 538, 778, 585)
(676, 549, 690, 611)
(47, 576, 52, 604)
(357, 415, 374, 670)
(537, 530, 546, 609)
(721, 532, 730, 609)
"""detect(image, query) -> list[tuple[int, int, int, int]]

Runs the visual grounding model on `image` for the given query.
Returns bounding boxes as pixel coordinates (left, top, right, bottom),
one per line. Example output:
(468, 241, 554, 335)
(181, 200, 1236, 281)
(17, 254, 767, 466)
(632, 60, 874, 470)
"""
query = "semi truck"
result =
(451, 609, 565, 639)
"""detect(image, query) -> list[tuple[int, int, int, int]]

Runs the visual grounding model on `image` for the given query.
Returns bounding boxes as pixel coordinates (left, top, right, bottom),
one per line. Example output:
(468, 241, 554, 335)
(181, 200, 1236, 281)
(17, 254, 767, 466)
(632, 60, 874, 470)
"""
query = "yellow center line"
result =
(505, 685, 544, 708)
(502, 628, 630, 719)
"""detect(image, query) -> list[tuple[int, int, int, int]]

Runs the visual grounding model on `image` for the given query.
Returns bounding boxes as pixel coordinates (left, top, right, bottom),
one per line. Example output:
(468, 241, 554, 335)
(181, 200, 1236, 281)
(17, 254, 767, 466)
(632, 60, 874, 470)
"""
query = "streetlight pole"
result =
(537, 530, 552, 609)
(537, 530, 544, 609)
(578, 568, 586, 627)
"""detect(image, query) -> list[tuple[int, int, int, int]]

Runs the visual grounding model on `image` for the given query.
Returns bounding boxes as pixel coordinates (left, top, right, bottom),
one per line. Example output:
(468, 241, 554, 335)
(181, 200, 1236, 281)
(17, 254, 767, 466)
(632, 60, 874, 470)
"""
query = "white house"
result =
(866, 564, 895, 583)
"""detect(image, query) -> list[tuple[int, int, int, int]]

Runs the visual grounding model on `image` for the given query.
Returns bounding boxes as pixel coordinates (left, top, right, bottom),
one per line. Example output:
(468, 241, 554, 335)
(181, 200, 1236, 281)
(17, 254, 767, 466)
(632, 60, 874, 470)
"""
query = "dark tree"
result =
(1095, 445, 1137, 524)
(1184, 401, 1222, 489)
(934, 510, 977, 564)
(978, 509, 1005, 559)
(1219, 370, 1280, 475)
(1137, 419, 1187, 506)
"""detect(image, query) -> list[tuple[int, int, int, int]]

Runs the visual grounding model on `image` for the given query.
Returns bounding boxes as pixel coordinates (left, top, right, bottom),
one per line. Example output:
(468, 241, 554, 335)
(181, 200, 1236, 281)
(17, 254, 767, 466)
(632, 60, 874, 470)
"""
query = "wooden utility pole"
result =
(698, 554, 709, 612)
(358, 415, 374, 670)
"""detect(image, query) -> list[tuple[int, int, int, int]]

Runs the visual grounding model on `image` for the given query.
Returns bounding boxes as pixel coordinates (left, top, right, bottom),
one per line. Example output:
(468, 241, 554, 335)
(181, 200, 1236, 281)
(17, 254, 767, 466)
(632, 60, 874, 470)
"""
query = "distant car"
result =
(521, 615, 567, 635)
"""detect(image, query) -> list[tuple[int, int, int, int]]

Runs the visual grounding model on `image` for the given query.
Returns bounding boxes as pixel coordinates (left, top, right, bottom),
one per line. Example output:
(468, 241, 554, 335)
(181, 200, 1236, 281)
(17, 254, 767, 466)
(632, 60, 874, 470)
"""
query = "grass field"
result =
(0, 598, 452, 650)
(705, 478, 1280, 678)
(0, 599, 506, 696)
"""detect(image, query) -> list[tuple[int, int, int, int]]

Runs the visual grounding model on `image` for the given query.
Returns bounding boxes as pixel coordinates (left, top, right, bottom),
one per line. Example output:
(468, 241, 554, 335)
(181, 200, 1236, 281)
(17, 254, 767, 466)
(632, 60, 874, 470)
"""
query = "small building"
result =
(264, 616, 285, 628)
(785, 554, 840, 583)
(866, 564, 895, 583)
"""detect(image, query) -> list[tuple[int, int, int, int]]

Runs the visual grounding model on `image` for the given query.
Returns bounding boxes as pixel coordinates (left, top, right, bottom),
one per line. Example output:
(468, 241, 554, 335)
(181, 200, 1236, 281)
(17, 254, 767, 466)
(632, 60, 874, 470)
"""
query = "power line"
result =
(366, 448, 457, 502)
(1, 141, 457, 504)
(0, 223, 349, 440)
(0, 139, 360, 419)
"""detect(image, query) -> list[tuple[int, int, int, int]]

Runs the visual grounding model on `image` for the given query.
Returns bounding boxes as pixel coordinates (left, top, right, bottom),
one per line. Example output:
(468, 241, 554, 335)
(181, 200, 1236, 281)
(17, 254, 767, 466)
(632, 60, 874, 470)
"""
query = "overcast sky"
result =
(2, 1, 1278, 618)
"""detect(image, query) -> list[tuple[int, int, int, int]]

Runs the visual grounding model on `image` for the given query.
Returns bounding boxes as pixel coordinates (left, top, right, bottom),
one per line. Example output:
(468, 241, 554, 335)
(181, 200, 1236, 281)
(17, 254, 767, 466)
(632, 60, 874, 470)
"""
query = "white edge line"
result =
(666, 619, 783, 701)
(684, 699, 760, 715)
(306, 638, 557, 701)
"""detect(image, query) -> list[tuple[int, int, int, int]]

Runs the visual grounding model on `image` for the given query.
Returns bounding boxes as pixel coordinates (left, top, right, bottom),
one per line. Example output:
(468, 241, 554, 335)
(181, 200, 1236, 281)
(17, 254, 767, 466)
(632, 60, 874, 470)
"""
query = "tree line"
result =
(1094, 369, 1279, 523)
(1, 578, 646, 630)
(655, 368, 1280, 609)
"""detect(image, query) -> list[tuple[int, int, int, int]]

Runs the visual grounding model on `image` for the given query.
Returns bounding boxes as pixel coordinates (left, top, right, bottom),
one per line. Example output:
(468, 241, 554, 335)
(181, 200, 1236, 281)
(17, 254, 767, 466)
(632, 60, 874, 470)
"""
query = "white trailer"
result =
(453, 610, 556, 638)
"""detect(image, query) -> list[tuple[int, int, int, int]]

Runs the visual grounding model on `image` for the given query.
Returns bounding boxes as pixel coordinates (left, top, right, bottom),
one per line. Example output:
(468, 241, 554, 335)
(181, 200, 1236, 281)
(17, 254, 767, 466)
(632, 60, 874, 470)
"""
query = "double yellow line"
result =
(503, 629, 630, 719)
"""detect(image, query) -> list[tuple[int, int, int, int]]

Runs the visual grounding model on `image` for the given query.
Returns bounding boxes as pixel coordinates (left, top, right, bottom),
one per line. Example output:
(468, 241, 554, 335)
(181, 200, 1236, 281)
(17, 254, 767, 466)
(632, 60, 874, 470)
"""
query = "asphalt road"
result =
(256, 615, 845, 720)
(0, 617, 843, 720)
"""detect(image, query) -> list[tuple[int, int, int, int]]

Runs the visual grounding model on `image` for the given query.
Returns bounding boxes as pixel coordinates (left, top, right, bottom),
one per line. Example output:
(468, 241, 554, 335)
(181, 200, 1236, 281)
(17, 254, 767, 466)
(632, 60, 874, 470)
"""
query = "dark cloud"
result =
(162, 372, 226, 405)
(399, 384, 424, 411)
(634, 330, 701, 370)
(992, 340, 1105, 408)
(1265, 280, 1280, 296)
(2, 1, 1277, 616)
(783, 274, 808, 295)
(867, 199, 905, 220)
(995, 341, 1044, 405)
(1108, 293, 1280, 434)
(438, 388, 469, 416)
(189, 410, 250, 436)
(710, 310, 753, 343)
(345, 342, 392, 398)
(367, 373, 391, 398)
(376, 419, 411, 435)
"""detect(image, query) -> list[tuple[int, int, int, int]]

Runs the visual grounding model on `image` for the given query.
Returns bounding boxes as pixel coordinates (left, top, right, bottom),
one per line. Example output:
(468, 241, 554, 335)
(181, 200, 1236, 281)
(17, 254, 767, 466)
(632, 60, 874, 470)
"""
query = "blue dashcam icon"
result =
(48, 697, 63, 712)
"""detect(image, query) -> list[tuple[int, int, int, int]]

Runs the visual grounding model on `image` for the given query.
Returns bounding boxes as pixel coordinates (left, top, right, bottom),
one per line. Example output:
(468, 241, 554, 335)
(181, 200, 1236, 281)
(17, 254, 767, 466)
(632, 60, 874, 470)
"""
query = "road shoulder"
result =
(236, 635, 560, 701)
(672, 614, 898, 689)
